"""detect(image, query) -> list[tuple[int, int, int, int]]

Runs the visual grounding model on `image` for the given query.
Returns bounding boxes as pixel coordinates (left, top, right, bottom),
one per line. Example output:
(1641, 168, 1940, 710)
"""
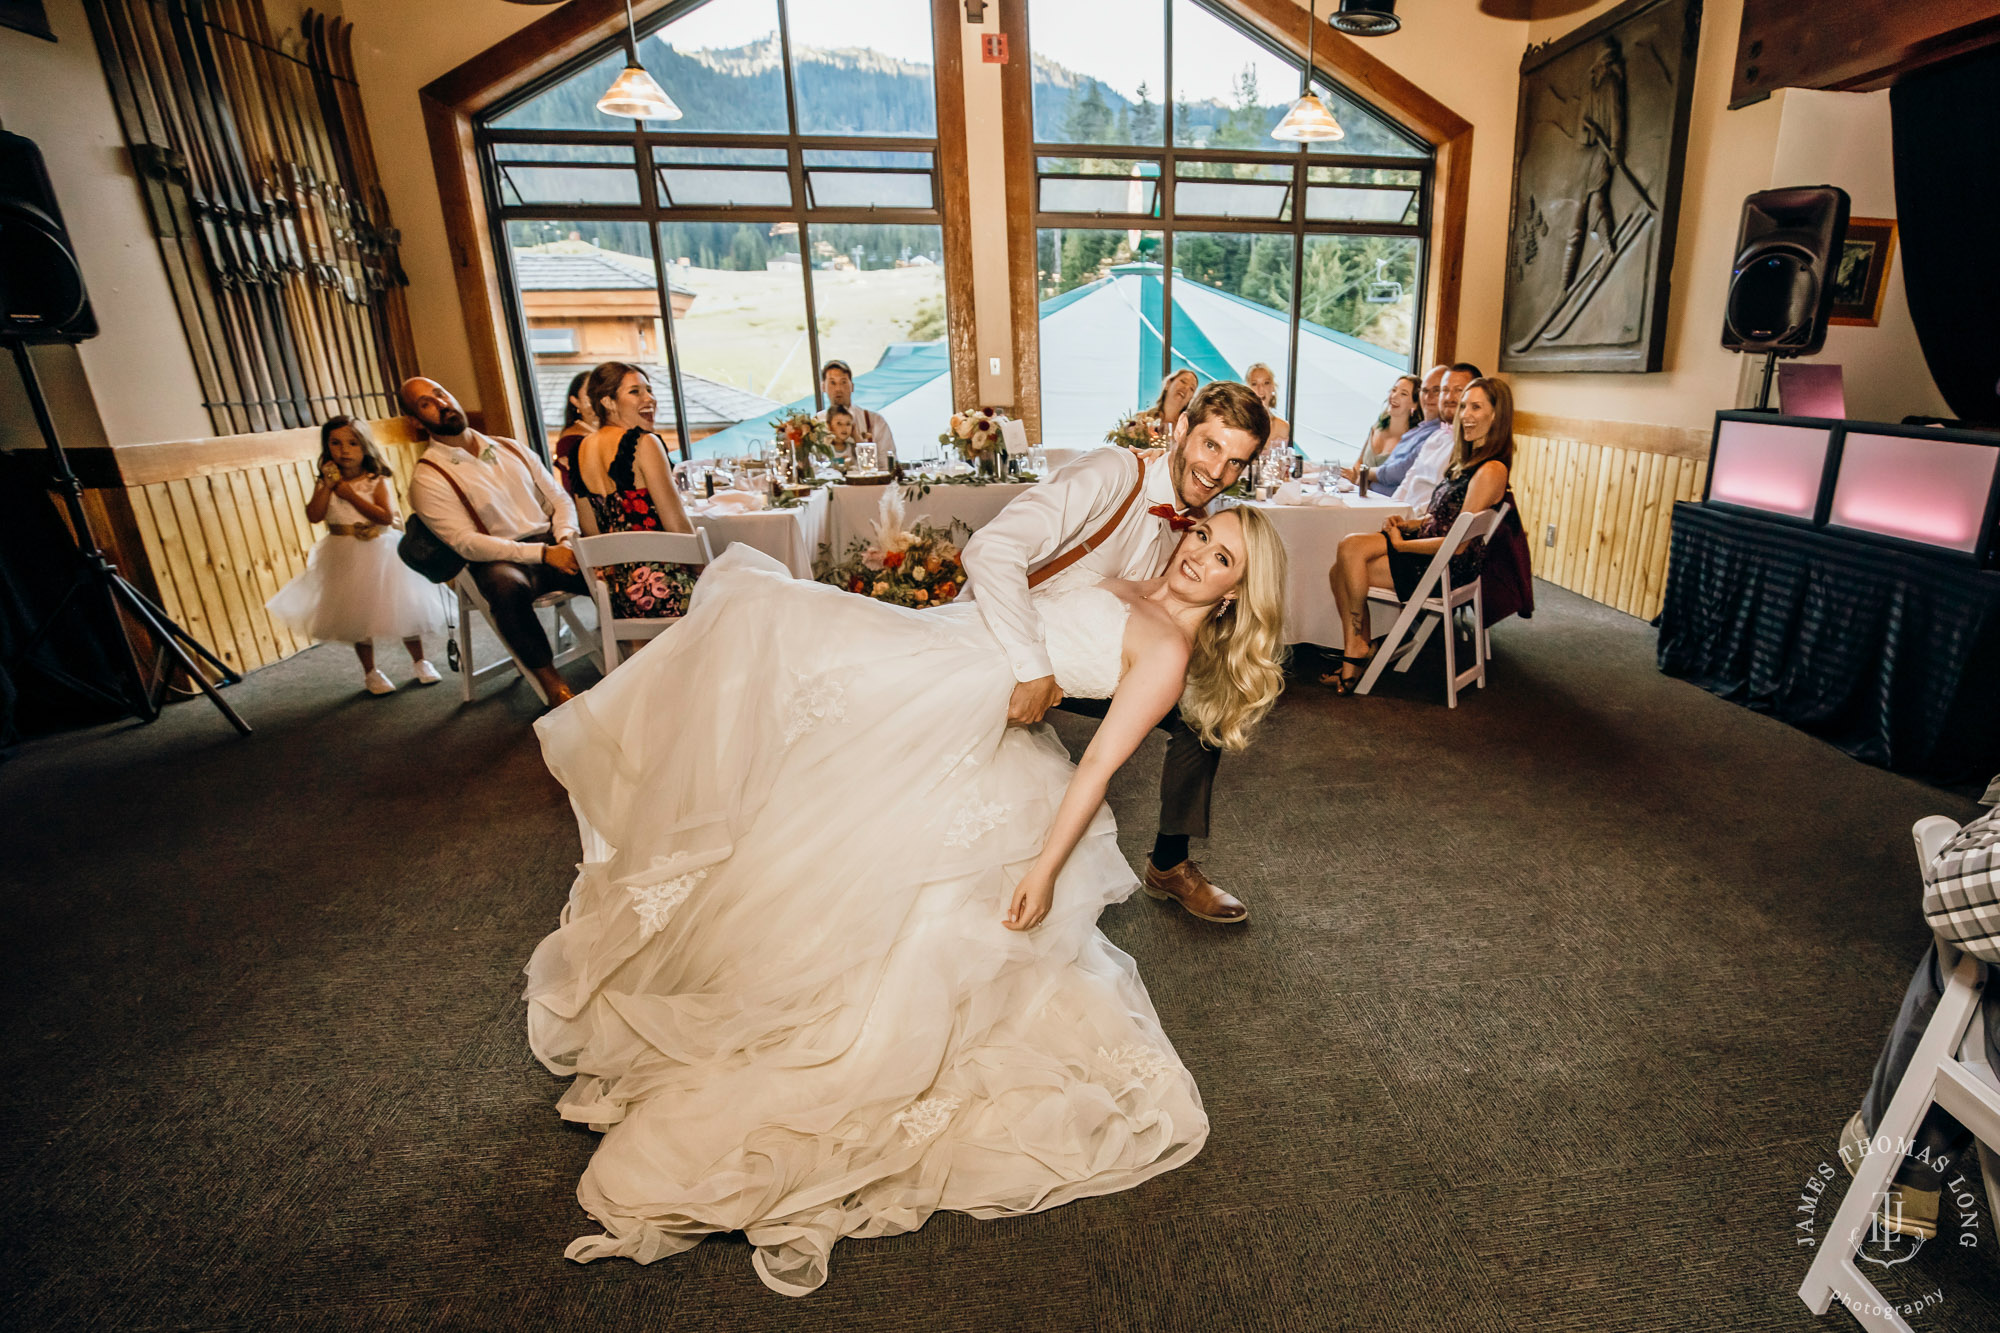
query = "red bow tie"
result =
(1148, 503, 1196, 532)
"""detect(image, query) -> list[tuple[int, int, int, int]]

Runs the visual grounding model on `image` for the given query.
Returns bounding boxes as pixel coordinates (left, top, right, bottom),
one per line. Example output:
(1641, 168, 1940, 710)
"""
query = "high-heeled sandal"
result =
(1318, 651, 1374, 693)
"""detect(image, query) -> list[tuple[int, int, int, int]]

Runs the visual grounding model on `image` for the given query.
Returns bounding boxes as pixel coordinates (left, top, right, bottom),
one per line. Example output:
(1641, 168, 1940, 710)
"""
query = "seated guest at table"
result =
(573, 362, 699, 625)
(1837, 805, 2000, 1241)
(1142, 370, 1200, 440)
(1245, 362, 1292, 447)
(1348, 364, 1463, 496)
(552, 369, 596, 498)
(826, 403, 859, 465)
(1390, 363, 1484, 504)
(403, 375, 587, 707)
(1357, 374, 1422, 471)
(1323, 376, 1514, 693)
(815, 360, 897, 468)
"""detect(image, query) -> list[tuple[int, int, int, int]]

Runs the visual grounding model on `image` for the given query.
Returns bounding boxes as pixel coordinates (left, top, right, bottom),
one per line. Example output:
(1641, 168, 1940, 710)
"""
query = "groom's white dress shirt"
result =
(408, 432, 579, 566)
(963, 446, 1184, 684)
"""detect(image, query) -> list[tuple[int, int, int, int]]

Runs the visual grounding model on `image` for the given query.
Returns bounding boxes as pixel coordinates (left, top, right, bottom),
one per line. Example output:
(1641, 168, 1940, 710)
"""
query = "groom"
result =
(962, 381, 1270, 924)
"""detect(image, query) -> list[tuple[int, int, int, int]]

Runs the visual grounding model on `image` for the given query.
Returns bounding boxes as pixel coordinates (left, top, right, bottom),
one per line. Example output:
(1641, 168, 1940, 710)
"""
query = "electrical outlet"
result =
(1544, 523, 1557, 547)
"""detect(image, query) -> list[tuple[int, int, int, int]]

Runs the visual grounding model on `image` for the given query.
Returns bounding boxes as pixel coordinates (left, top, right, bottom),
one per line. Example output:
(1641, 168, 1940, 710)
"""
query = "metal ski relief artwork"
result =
(1499, 0, 1703, 373)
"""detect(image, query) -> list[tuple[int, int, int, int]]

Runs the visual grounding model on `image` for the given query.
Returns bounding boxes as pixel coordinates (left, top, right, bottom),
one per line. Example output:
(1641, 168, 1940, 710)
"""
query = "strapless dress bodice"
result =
(1038, 583, 1132, 699)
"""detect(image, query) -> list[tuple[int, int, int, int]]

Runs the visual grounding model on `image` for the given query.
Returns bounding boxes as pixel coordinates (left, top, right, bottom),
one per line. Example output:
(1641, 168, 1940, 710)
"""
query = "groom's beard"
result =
(428, 410, 468, 437)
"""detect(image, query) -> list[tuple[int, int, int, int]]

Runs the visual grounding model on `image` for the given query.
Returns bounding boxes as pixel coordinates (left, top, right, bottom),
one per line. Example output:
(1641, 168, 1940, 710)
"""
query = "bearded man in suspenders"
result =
(962, 380, 1271, 923)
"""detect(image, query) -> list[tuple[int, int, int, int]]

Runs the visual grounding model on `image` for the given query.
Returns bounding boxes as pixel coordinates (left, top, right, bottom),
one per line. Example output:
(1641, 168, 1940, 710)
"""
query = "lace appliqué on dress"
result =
(1099, 1043, 1175, 1084)
(783, 672, 848, 746)
(627, 868, 707, 939)
(892, 1094, 961, 1146)
(943, 799, 1009, 849)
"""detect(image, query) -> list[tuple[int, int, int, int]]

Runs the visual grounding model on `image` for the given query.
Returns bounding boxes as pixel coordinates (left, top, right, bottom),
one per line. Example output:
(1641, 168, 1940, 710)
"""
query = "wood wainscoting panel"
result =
(1510, 415, 1711, 622)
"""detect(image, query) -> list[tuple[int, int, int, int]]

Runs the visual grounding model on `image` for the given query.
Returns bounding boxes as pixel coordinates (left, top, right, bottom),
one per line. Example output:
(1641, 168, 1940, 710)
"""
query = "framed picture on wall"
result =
(1828, 216, 1897, 327)
(1499, 0, 1704, 373)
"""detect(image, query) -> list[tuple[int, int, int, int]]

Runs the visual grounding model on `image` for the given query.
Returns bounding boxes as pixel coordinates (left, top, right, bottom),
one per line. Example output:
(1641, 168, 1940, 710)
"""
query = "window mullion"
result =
(774, 0, 821, 412)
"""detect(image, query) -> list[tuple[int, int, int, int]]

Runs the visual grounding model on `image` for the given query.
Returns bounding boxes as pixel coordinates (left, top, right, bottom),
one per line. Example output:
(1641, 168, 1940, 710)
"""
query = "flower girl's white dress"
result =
(265, 489, 445, 644)
(528, 545, 1206, 1295)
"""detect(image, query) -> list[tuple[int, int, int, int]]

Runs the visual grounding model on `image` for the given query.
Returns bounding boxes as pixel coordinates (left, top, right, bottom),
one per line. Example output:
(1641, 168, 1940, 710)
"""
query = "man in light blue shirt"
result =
(1363, 362, 1478, 496)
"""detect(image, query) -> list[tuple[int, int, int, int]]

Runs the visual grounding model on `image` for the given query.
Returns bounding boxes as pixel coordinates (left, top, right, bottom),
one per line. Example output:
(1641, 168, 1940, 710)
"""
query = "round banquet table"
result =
(1242, 494, 1416, 646)
(685, 487, 828, 579)
(825, 480, 1034, 558)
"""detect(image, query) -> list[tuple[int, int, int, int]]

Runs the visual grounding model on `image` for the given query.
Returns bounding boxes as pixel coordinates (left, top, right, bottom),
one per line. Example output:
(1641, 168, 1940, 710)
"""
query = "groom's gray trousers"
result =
(1051, 698, 1219, 838)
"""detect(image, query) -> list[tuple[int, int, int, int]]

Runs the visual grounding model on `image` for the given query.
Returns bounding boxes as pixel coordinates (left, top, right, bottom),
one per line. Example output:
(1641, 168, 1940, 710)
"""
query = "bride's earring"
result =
(1220, 597, 1236, 615)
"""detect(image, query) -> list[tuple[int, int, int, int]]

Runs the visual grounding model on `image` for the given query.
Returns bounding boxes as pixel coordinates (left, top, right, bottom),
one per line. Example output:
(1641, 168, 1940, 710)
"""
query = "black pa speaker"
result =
(0, 131, 97, 344)
(1722, 186, 1849, 357)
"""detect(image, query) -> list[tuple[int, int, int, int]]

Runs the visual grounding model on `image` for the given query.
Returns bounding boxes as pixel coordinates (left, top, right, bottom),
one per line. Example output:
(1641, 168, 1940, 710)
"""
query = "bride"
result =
(526, 503, 1287, 1295)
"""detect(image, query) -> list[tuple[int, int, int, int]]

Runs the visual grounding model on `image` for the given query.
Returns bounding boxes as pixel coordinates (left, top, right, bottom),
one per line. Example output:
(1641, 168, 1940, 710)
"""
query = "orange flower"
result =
(883, 550, 904, 569)
(914, 589, 929, 604)
(937, 580, 957, 600)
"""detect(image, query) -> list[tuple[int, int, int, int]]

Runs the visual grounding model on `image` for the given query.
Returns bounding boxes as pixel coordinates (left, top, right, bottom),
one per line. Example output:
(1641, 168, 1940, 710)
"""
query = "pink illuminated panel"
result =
(1829, 432, 2000, 554)
(1708, 420, 1833, 519)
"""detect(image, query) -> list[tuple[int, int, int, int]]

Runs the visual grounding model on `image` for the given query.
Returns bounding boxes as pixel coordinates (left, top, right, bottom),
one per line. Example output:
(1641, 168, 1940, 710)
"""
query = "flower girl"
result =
(267, 416, 446, 695)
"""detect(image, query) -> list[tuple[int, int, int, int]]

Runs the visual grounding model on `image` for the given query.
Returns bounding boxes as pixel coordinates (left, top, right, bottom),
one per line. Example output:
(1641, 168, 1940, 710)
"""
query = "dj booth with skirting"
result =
(1655, 413, 2000, 781)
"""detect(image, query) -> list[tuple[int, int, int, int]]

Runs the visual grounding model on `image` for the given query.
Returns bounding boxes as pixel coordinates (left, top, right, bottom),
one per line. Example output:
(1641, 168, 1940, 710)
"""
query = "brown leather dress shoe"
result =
(1142, 860, 1248, 924)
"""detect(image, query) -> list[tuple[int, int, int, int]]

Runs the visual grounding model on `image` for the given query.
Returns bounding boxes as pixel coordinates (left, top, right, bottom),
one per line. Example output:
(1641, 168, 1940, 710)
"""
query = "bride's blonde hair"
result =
(1181, 505, 1287, 752)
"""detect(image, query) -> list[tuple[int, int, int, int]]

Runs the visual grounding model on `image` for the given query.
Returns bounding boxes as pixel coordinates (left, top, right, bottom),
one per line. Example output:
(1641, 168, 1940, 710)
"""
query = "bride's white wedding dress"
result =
(526, 545, 1206, 1295)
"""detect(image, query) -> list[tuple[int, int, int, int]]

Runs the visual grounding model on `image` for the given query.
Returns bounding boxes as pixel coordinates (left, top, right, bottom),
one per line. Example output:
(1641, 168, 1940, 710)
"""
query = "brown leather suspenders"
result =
(1025, 455, 1150, 590)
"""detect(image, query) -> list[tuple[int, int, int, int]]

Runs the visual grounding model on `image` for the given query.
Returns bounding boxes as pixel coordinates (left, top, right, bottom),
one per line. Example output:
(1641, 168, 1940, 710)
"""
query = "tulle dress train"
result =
(526, 545, 1206, 1295)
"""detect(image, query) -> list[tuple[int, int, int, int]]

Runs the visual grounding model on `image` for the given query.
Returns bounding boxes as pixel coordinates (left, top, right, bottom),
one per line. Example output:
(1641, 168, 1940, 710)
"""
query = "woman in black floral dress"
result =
(571, 363, 701, 623)
(1323, 377, 1516, 693)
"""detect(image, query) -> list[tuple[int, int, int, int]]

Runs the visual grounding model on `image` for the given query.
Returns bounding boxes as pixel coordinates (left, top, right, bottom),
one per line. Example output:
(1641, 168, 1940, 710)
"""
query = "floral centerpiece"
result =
(940, 407, 1015, 470)
(817, 487, 968, 609)
(772, 410, 835, 478)
(1106, 414, 1163, 452)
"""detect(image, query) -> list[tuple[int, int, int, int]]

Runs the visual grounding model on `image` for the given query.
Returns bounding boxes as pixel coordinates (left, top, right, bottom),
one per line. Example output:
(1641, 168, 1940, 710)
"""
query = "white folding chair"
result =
(451, 569, 595, 705)
(1355, 502, 1509, 708)
(575, 528, 714, 672)
(1799, 815, 2000, 1332)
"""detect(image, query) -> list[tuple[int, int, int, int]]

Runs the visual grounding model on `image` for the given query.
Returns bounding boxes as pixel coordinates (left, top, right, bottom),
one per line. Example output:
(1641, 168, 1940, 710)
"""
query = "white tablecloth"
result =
(1245, 494, 1415, 646)
(825, 481, 1034, 557)
(688, 488, 827, 579)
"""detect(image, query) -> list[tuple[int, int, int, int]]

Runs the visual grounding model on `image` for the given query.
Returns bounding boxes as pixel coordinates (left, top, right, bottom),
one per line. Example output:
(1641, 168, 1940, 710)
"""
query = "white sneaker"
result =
(364, 668, 396, 695)
(411, 659, 442, 685)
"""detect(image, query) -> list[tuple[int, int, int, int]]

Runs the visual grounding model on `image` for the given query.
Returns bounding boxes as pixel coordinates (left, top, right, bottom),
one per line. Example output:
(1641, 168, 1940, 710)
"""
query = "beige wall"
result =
(1767, 89, 1947, 424)
(1504, 0, 1790, 427)
(1500, 0, 1941, 430)
(337, 0, 546, 414)
(0, 0, 212, 448)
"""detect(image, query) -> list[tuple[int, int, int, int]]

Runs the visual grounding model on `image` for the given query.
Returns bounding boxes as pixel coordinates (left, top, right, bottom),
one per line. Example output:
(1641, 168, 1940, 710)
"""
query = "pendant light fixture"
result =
(597, 0, 682, 121)
(1329, 0, 1401, 35)
(1270, 2, 1344, 143)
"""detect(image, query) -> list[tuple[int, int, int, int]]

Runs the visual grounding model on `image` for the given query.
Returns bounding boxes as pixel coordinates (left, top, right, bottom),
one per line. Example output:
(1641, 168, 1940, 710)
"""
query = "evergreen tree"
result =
(1131, 82, 1160, 145)
(1063, 80, 1114, 145)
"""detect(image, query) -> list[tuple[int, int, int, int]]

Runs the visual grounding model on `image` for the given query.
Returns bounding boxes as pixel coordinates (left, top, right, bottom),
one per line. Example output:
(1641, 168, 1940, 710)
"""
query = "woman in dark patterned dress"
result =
(573, 363, 701, 626)
(1323, 377, 1516, 693)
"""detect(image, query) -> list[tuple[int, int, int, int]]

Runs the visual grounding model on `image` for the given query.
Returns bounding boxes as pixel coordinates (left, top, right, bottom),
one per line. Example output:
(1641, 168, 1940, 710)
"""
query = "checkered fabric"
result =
(1923, 805, 2000, 965)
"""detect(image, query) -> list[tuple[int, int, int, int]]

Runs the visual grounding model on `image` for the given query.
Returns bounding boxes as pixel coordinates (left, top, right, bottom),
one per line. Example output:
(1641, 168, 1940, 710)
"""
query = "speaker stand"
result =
(1752, 350, 1779, 412)
(5, 341, 250, 736)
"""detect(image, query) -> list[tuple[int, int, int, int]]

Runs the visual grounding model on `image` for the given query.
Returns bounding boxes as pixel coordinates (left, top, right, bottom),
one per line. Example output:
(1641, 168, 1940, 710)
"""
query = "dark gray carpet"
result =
(2, 584, 1995, 1332)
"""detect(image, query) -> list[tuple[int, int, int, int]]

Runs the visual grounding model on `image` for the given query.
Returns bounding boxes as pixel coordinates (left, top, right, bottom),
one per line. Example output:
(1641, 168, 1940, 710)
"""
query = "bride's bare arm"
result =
(1003, 630, 1189, 930)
